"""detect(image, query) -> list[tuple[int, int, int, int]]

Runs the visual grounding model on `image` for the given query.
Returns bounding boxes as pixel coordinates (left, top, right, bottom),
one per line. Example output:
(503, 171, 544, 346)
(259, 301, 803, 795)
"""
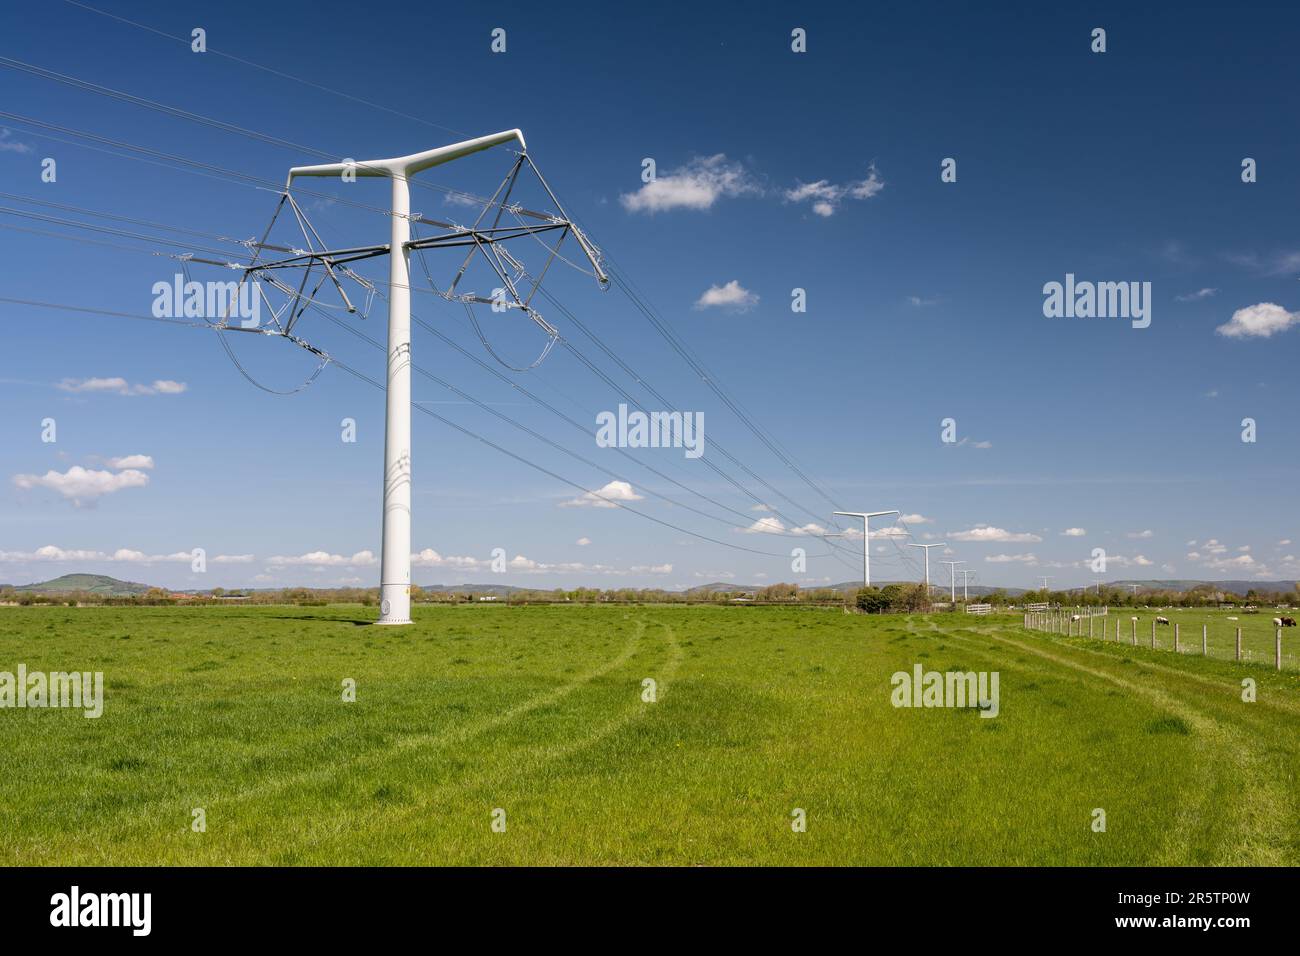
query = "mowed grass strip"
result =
(0, 604, 1297, 865)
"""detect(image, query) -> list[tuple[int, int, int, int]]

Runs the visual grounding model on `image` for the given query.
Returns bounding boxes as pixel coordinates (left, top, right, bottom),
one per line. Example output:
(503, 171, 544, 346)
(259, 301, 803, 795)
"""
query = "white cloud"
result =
(266, 550, 377, 567)
(0, 545, 108, 563)
(1175, 287, 1218, 302)
(900, 513, 932, 524)
(0, 129, 34, 154)
(1126, 529, 1154, 539)
(411, 549, 483, 569)
(740, 516, 786, 535)
(1216, 302, 1299, 339)
(1060, 527, 1087, 537)
(1279, 539, 1291, 546)
(953, 437, 993, 449)
(619, 154, 760, 213)
(694, 280, 759, 313)
(0, 545, 241, 565)
(560, 480, 643, 508)
(790, 523, 829, 536)
(12, 466, 149, 504)
(949, 526, 1042, 543)
(109, 549, 193, 564)
(56, 377, 188, 396)
(785, 166, 884, 217)
(985, 553, 1037, 564)
(871, 526, 911, 538)
(575, 537, 591, 546)
(105, 454, 155, 470)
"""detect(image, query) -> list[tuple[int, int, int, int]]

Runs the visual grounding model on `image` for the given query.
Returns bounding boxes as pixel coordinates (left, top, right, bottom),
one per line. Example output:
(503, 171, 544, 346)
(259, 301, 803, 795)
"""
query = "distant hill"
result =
(1109, 579, 1299, 597)
(11, 574, 154, 596)
(419, 583, 532, 596)
(686, 582, 760, 594)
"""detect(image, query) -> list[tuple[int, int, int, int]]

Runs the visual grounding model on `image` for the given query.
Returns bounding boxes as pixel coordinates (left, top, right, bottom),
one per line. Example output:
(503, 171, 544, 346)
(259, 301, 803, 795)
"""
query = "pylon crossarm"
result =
(522, 153, 607, 285)
(284, 193, 358, 315)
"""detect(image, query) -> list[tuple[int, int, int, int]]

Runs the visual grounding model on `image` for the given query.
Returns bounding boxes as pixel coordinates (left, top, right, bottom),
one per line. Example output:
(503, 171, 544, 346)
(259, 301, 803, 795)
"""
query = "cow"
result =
(1273, 617, 1283, 628)
(1071, 614, 1081, 622)
(1282, 617, 1297, 627)
(1155, 616, 1170, 625)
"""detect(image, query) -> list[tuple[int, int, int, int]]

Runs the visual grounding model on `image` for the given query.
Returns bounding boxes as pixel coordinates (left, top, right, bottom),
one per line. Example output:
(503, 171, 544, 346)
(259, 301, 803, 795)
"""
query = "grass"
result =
(1, 603, 1298, 865)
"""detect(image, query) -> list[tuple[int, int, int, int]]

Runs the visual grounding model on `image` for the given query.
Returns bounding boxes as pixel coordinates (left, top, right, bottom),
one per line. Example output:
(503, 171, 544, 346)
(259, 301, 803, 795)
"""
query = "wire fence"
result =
(1023, 609, 1299, 671)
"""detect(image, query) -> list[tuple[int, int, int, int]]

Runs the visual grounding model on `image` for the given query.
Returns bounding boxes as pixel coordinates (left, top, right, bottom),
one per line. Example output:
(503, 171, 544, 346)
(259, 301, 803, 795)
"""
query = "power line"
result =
(0, 52, 875, 568)
(0, 192, 850, 556)
(59, 0, 473, 139)
(0, 291, 833, 562)
(12, 21, 883, 549)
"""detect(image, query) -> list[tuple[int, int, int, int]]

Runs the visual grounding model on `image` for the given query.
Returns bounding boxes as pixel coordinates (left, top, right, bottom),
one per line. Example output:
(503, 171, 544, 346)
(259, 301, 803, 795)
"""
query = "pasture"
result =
(1, 604, 1298, 866)
(1041, 607, 1300, 669)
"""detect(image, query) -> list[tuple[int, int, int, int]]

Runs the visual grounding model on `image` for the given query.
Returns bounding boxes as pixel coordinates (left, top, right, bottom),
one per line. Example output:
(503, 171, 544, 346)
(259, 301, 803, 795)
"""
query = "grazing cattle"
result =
(1273, 617, 1283, 628)
(1071, 614, 1081, 622)
(1283, 617, 1297, 627)
(1156, 616, 1170, 625)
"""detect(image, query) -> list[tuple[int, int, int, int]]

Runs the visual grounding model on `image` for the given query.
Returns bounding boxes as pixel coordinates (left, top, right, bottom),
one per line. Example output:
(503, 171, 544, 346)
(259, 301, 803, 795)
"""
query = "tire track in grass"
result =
(927, 619, 1293, 865)
(103, 616, 652, 846)
(1035, 633, 1300, 718)
(301, 617, 685, 861)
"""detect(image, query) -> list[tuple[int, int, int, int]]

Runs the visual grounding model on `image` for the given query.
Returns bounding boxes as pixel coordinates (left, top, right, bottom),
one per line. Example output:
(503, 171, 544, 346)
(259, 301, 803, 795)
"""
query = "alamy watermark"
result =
(1042, 273, 1150, 329)
(0, 665, 103, 718)
(152, 273, 261, 328)
(596, 403, 704, 459)
(891, 664, 1000, 718)
(50, 886, 150, 936)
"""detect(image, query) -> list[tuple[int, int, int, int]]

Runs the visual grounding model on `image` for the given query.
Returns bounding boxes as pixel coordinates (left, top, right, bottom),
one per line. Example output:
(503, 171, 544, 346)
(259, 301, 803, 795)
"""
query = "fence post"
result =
(1151, 619, 1156, 649)
(1236, 627, 1241, 661)
(1174, 623, 1180, 653)
(1131, 618, 1136, 645)
(1202, 624, 1207, 656)
(1277, 628, 1283, 671)
(1088, 616, 1094, 639)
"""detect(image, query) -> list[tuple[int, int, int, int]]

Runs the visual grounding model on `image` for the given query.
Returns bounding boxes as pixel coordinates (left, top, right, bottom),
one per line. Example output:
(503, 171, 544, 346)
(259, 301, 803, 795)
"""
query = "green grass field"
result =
(1, 604, 1298, 866)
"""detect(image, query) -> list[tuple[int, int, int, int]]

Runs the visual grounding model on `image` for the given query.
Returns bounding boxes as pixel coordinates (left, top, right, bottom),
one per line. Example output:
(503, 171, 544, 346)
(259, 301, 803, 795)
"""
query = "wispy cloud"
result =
(0, 128, 34, 154)
(620, 154, 760, 213)
(950, 526, 1042, 543)
(57, 377, 188, 396)
(985, 553, 1037, 564)
(784, 165, 884, 217)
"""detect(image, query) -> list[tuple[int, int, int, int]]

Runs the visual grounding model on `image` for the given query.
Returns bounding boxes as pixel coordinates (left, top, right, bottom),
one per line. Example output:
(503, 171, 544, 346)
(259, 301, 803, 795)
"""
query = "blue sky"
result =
(1, 0, 1298, 591)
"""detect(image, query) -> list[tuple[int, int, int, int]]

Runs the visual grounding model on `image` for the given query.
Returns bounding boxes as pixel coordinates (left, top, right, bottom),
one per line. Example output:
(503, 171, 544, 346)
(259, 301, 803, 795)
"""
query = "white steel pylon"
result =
(832, 510, 899, 588)
(279, 130, 604, 624)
